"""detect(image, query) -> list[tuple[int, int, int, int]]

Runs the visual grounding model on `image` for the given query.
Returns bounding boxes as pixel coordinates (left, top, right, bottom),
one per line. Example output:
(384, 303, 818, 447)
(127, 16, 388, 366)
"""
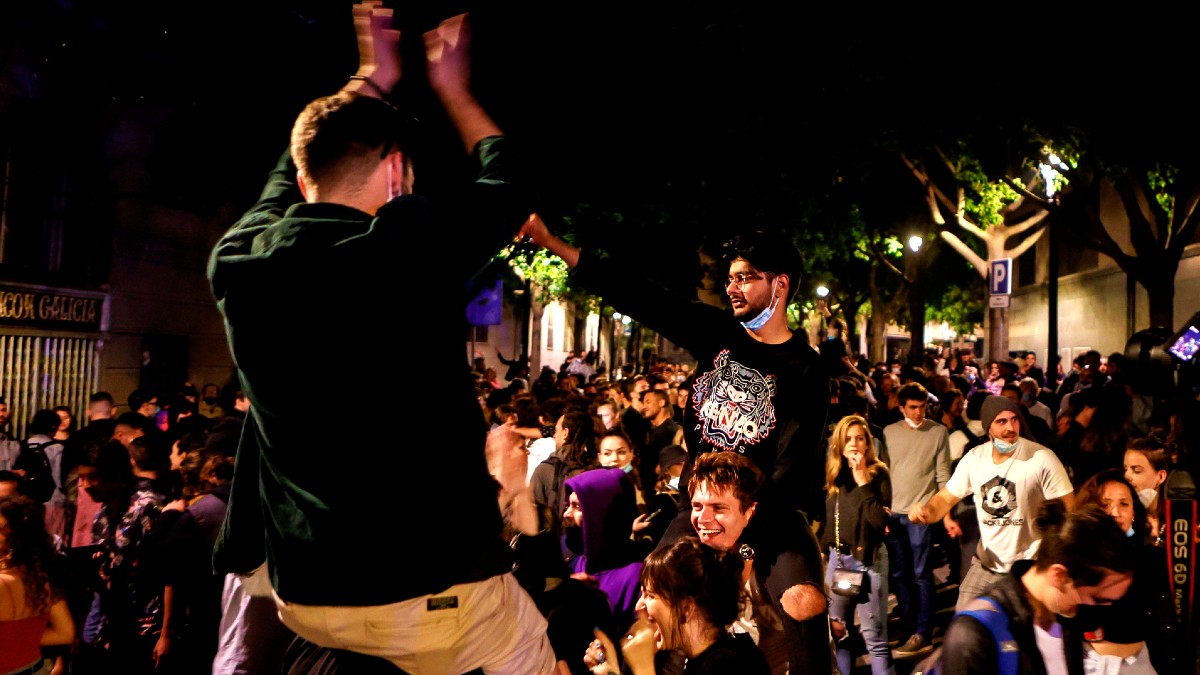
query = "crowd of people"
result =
(1, 3, 1195, 674)
(0, 382, 274, 675)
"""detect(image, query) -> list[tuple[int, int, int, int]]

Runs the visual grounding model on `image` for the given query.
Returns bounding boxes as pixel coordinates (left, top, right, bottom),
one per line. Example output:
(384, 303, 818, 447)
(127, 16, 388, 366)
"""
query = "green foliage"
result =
(1148, 164, 1177, 215)
(927, 283, 985, 336)
(946, 148, 1017, 229)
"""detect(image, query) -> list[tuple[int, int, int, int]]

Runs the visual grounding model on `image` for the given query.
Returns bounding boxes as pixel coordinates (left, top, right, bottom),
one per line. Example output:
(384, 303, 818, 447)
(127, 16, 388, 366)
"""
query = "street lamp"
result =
(816, 285, 829, 298)
(906, 233, 925, 367)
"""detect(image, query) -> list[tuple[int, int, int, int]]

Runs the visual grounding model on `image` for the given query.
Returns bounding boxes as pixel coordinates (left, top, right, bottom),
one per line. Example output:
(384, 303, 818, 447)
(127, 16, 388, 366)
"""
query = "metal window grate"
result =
(0, 335, 100, 439)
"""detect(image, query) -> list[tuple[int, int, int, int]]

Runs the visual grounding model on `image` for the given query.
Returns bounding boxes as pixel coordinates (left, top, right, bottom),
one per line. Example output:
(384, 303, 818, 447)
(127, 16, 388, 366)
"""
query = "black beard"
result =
(563, 525, 584, 556)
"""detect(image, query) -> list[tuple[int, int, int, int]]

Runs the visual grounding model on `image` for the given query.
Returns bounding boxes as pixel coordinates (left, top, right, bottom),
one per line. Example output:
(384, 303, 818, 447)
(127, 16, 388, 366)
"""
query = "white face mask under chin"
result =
(386, 161, 395, 202)
(1137, 487, 1158, 508)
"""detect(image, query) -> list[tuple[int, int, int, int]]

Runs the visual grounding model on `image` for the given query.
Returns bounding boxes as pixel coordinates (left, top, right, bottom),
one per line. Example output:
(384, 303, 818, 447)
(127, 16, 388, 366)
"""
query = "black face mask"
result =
(563, 524, 585, 556)
(1062, 604, 1106, 640)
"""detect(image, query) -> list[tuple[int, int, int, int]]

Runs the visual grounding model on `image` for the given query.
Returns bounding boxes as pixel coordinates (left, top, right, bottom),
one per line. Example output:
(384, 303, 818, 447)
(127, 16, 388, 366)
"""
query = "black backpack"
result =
(14, 440, 58, 504)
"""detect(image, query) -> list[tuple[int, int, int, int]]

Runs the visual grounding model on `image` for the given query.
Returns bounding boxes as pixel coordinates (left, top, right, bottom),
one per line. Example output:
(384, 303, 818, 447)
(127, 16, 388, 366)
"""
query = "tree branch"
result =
(939, 231, 988, 278)
(1004, 209, 1050, 237)
(953, 211, 989, 242)
(1005, 225, 1047, 259)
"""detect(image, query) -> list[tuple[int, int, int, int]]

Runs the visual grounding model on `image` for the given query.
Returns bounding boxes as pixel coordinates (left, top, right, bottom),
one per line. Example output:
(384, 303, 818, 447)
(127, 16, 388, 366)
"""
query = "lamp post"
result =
(906, 235, 925, 368)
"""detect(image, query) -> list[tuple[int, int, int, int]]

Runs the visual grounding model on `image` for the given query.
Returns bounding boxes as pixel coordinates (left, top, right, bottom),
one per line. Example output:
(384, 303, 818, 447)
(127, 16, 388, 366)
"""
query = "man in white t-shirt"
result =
(910, 395, 1074, 611)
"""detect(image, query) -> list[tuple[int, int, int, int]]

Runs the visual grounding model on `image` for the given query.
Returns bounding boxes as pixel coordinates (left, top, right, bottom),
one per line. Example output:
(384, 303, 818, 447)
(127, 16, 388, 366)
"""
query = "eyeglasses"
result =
(725, 272, 764, 291)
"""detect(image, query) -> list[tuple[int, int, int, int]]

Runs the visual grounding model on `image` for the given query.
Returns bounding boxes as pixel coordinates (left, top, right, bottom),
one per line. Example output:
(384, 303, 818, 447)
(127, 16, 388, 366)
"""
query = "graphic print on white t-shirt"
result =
(980, 475, 1017, 518)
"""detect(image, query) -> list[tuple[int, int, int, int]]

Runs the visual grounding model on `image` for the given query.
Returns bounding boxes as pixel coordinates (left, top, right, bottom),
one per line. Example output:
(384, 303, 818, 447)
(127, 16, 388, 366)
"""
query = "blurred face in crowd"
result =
(636, 582, 680, 652)
(596, 403, 619, 430)
(945, 396, 965, 420)
(1045, 565, 1133, 619)
(901, 398, 926, 426)
(676, 388, 689, 411)
(563, 491, 584, 528)
(1098, 480, 1135, 533)
(598, 435, 633, 469)
(989, 410, 1021, 445)
(553, 415, 569, 450)
(113, 423, 143, 449)
(691, 481, 756, 553)
(641, 391, 667, 421)
(0, 402, 8, 428)
(842, 423, 868, 469)
(725, 258, 778, 322)
(1123, 450, 1166, 492)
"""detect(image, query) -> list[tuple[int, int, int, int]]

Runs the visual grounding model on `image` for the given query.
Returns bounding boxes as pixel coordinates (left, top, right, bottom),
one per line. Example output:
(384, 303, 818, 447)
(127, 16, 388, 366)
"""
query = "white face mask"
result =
(1137, 487, 1158, 508)
(386, 161, 395, 202)
(667, 475, 680, 491)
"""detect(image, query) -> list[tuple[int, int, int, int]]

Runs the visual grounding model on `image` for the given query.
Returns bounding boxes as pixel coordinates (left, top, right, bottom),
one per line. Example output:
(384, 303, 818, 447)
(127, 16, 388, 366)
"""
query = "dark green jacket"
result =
(207, 136, 528, 605)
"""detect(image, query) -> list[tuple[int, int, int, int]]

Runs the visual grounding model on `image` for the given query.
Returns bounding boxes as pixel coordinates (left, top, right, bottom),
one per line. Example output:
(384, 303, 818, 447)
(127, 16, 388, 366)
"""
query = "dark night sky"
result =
(5, 2, 1194, 231)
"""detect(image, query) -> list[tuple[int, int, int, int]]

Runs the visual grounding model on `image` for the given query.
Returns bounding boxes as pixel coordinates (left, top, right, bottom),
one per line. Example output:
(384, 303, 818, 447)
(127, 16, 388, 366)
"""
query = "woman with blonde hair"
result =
(820, 414, 894, 675)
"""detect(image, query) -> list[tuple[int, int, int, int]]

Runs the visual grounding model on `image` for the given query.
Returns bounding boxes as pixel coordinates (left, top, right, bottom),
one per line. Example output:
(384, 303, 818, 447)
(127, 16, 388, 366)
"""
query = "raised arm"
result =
(424, 13, 502, 152)
(520, 213, 580, 268)
(344, 2, 402, 98)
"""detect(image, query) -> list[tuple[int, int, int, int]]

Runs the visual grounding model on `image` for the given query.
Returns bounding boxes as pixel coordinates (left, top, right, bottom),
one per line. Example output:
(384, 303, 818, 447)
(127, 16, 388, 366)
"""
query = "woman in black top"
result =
(820, 414, 894, 675)
(1073, 469, 1181, 674)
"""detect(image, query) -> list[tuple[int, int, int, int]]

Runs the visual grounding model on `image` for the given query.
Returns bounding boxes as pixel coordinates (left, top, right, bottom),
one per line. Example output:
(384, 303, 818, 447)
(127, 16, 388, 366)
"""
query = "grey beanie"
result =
(980, 395, 1021, 432)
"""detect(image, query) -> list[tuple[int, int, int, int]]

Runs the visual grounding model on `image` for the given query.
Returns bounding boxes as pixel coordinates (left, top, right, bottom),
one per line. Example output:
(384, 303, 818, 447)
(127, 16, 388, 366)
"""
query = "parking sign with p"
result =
(989, 258, 1012, 296)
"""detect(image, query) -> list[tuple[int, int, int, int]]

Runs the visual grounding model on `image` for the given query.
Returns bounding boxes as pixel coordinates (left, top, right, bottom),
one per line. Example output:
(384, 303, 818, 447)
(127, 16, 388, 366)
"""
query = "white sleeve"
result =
(1038, 449, 1074, 501)
(944, 450, 975, 500)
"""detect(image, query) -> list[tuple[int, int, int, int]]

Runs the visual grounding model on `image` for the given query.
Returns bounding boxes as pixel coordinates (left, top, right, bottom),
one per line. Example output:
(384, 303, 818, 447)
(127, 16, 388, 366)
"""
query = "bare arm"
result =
(424, 14, 502, 152)
(909, 487, 962, 525)
(1054, 491, 1075, 511)
(520, 213, 580, 268)
(344, 3, 401, 98)
(41, 597, 74, 647)
(486, 423, 539, 535)
(781, 583, 827, 622)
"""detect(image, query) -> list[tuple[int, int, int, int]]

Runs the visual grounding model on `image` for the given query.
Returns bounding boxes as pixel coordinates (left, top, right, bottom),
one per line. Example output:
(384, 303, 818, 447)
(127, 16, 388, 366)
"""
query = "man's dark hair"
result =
(291, 91, 414, 196)
(89, 391, 114, 405)
(895, 382, 929, 407)
(115, 411, 156, 435)
(127, 389, 156, 412)
(28, 409, 64, 437)
(720, 230, 804, 303)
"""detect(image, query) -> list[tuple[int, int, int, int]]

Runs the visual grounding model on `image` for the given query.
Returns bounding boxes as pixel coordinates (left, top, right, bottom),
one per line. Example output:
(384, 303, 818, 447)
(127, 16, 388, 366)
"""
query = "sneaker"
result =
(893, 633, 930, 656)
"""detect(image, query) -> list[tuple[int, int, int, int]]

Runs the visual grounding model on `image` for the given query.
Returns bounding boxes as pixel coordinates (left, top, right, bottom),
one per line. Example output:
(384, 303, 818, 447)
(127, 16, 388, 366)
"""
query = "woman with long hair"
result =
(0, 495, 74, 675)
(1073, 468, 1180, 674)
(583, 536, 769, 674)
(820, 414, 893, 675)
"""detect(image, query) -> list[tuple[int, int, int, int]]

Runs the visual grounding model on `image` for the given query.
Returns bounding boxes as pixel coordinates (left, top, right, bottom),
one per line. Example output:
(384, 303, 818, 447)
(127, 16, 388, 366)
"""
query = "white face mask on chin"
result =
(1137, 487, 1158, 508)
